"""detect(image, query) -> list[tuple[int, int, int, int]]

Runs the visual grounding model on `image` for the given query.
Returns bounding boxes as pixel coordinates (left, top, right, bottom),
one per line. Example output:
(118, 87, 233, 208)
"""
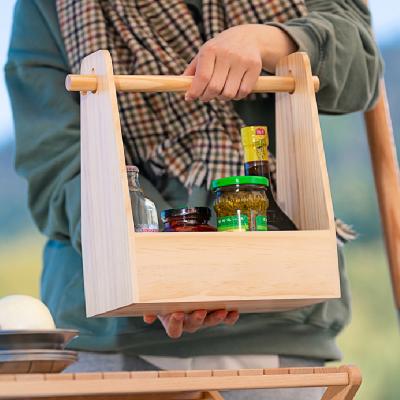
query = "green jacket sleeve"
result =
(5, 0, 83, 252)
(269, 0, 382, 113)
(5, 1, 173, 255)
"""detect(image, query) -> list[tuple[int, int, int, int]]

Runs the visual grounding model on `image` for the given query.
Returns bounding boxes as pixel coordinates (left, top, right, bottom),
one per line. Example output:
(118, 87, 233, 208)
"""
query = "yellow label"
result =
(241, 126, 269, 163)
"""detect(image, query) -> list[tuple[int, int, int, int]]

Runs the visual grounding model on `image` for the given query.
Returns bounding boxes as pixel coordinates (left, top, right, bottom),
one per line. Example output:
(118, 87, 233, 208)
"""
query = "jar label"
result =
(135, 224, 159, 232)
(255, 215, 268, 231)
(241, 126, 269, 163)
(243, 140, 268, 163)
(217, 215, 268, 231)
(217, 215, 248, 232)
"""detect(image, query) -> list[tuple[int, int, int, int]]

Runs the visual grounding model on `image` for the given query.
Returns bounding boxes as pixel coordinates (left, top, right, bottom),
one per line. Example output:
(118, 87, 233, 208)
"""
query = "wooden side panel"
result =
(135, 231, 339, 301)
(100, 229, 342, 316)
(80, 50, 136, 317)
(276, 53, 335, 232)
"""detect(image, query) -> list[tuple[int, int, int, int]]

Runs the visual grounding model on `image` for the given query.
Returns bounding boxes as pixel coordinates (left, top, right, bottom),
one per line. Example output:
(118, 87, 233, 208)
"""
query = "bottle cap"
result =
(126, 165, 139, 173)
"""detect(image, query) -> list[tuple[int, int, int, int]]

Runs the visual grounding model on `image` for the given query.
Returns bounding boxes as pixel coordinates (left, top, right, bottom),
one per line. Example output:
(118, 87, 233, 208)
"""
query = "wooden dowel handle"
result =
(364, 81, 400, 311)
(65, 74, 320, 93)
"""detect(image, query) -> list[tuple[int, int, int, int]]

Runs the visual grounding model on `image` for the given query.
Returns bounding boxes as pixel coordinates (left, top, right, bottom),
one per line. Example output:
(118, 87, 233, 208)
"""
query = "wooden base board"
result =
(96, 298, 326, 317)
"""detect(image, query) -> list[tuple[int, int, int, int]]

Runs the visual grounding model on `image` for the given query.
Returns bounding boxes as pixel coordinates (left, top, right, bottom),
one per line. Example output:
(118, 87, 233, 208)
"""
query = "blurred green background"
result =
(0, 1, 399, 398)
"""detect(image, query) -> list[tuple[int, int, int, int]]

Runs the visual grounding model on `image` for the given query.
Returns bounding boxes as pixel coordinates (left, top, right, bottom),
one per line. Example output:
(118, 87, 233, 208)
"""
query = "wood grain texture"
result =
(275, 52, 335, 232)
(66, 74, 320, 93)
(206, 391, 225, 400)
(80, 50, 137, 317)
(98, 298, 324, 317)
(77, 50, 340, 317)
(100, 229, 341, 316)
(13, 393, 206, 400)
(364, 82, 400, 309)
(5, 374, 347, 394)
(96, 230, 339, 316)
(321, 366, 362, 400)
(0, 366, 354, 398)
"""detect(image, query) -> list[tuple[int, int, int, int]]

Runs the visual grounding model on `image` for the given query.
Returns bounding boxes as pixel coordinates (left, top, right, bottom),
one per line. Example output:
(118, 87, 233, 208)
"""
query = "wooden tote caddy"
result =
(65, 50, 340, 318)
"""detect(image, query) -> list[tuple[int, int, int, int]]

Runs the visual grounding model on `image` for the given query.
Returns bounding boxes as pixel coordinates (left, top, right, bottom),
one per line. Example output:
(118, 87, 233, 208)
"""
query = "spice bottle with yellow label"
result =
(241, 126, 297, 231)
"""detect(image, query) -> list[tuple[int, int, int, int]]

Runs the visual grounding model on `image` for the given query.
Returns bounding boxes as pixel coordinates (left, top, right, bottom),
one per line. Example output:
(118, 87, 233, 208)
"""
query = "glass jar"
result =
(211, 176, 269, 232)
(161, 207, 217, 232)
(127, 165, 159, 232)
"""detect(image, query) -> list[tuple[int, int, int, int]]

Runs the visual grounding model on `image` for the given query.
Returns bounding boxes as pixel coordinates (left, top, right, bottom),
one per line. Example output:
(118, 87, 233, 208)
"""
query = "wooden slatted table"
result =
(0, 365, 361, 399)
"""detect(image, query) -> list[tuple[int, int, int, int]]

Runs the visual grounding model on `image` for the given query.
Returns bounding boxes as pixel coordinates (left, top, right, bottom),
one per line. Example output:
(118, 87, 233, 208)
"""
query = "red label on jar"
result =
(255, 128, 266, 136)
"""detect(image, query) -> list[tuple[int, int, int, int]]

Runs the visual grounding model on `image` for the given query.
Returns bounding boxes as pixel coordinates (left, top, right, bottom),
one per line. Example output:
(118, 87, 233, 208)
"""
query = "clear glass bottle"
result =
(127, 166, 159, 232)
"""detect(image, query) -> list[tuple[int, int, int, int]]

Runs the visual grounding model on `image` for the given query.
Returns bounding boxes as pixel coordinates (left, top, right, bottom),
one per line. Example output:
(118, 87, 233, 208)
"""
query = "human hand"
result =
(143, 309, 239, 339)
(183, 24, 297, 102)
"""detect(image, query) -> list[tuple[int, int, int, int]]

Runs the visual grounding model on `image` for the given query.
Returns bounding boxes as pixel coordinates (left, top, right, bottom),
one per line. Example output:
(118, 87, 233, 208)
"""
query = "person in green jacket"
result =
(6, 1, 381, 399)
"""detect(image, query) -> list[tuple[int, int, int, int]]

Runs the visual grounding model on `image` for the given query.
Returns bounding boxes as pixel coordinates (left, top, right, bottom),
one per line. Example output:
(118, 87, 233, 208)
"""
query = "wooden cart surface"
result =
(0, 365, 361, 400)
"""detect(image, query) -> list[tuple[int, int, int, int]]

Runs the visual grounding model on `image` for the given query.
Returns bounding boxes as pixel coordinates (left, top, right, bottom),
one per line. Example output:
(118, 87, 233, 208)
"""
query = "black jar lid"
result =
(161, 207, 211, 222)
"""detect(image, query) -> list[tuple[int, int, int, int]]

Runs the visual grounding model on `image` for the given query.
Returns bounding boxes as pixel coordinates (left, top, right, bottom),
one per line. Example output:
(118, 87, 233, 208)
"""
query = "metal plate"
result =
(0, 349, 78, 374)
(0, 349, 78, 361)
(0, 359, 76, 374)
(0, 329, 79, 350)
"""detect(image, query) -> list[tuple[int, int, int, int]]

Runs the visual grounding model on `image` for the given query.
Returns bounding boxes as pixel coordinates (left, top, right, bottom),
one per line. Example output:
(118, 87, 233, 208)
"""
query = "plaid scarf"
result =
(57, 0, 307, 189)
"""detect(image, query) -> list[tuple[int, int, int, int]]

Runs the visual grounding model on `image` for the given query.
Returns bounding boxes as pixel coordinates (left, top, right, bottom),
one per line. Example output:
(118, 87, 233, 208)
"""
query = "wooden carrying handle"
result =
(364, 82, 400, 313)
(66, 74, 320, 93)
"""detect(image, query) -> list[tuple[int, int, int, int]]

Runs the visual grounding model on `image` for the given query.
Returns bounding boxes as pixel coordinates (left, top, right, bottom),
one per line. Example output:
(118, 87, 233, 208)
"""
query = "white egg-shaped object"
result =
(0, 295, 55, 330)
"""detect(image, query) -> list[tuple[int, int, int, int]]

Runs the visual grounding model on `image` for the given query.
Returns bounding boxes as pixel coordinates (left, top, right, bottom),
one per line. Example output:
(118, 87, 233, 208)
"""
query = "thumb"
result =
(182, 56, 198, 76)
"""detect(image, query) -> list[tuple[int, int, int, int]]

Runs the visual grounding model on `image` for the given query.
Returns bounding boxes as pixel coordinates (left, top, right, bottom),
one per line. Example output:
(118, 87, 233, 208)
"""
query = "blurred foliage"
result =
(0, 234, 44, 297)
(0, 38, 399, 400)
(333, 242, 400, 399)
(321, 113, 382, 241)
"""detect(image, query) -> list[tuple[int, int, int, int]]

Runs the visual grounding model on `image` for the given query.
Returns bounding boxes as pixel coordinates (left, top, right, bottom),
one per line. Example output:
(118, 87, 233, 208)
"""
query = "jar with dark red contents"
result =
(161, 207, 217, 232)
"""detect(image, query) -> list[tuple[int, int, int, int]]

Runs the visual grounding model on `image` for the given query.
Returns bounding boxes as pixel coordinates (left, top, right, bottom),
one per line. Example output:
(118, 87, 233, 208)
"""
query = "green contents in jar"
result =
(211, 176, 269, 232)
